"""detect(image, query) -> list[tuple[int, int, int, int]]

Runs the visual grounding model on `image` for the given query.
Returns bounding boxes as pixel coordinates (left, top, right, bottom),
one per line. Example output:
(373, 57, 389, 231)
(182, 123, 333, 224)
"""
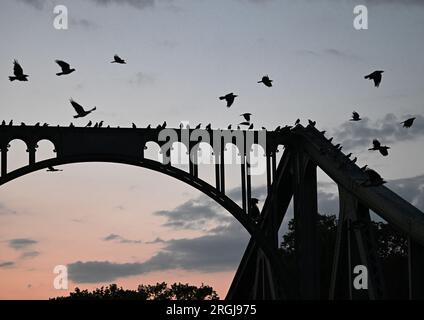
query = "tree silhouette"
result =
(52, 282, 219, 300)
(279, 214, 408, 299)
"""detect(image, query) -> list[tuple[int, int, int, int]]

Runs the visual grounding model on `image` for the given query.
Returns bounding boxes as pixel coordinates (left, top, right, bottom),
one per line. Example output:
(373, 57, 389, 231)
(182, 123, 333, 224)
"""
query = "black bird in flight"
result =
(219, 93, 237, 107)
(364, 70, 384, 88)
(239, 121, 250, 126)
(69, 99, 97, 118)
(369, 139, 390, 156)
(240, 113, 252, 122)
(401, 117, 416, 128)
(350, 111, 362, 121)
(9, 60, 29, 81)
(258, 75, 273, 87)
(111, 54, 126, 64)
(47, 166, 63, 172)
(55, 60, 75, 76)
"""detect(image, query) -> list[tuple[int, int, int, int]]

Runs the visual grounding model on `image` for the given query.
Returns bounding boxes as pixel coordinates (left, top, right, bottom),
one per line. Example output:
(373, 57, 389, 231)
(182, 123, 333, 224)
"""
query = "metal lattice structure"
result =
(1, 123, 424, 299)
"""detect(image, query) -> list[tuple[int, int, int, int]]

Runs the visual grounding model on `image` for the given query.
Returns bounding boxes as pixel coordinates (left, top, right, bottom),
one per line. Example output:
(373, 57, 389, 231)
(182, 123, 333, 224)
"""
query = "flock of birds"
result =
(3, 56, 419, 188)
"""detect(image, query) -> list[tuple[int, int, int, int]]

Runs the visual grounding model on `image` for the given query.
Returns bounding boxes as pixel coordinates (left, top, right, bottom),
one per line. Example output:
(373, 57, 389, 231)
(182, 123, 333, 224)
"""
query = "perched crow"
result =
(364, 70, 384, 87)
(195, 123, 201, 129)
(132, 123, 137, 129)
(401, 117, 416, 128)
(249, 198, 261, 222)
(47, 166, 63, 172)
(69, 99, 96, 118)
(350, 111, 362, 121)
(248, 123, 254, 130)
(308, 119, 316, 127)
(9, 60, 29, 81)
(55, 60, 75, 76)
(205, 123, 211, 130)
(240, 113, 252, 122)
(363, 168, 386, 186)
(258, 75, 273, 87)
(85, 121, 92, 127)
(295, 119, 300, 126)
(111, 54, 126, 64)
(227, 124, 232, 130)
(219, 93, 237, 107)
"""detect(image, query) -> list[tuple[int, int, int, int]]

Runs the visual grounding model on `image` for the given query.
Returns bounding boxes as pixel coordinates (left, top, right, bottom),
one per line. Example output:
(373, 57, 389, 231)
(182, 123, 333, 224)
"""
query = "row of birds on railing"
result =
(311, 125, 387, 187)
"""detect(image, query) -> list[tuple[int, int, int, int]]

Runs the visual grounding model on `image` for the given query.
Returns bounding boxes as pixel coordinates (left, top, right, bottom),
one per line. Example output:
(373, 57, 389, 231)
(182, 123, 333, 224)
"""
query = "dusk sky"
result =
(1, 0, 424, 299)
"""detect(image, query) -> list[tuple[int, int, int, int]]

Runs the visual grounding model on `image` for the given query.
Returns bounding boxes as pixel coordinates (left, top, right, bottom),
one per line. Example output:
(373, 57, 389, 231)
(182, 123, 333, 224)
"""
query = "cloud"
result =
(8, 238, 38, 250)
(68, 223, 248, 283)
(0, 203, 17, 215)
(129, 72, 155, 86)
(154, 196, 235, 231)
(67, 173, 424, 283)
(333, 113, 424, 151)
(69, 18, 98, 30)
(296, 48, 362, 62)
(20, 251, 41, 259)
(353, 0, 424, 5)
(387, 175, 424, 211)
(103, 234, 142, 244)
(16, 0, 45, 10)
(0, 261, 15, 268)
(145, 237, 165, 244)
(89, 0, 155, 10)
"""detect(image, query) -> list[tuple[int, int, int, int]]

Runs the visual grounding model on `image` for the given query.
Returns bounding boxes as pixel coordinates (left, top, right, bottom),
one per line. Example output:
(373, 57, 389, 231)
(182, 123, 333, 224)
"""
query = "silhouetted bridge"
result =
(1, 124, 424, 299)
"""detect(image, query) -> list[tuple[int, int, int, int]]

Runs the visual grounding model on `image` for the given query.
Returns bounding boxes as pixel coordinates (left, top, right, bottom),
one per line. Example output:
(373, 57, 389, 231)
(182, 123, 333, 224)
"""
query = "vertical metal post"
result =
(220, 138, 225, 193)
(241, 154, 247, 213)
(1, 146, 7, 177)
(28, 145, 36, 165)
(266, 153, 272, 195)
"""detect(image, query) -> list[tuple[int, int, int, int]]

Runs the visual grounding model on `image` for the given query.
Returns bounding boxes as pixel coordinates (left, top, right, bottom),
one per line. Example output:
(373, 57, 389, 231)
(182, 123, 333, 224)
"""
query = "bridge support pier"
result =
(226, 150, 295, 299)
(293, 152, 319, 299)
(330, 187, 385, 300)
